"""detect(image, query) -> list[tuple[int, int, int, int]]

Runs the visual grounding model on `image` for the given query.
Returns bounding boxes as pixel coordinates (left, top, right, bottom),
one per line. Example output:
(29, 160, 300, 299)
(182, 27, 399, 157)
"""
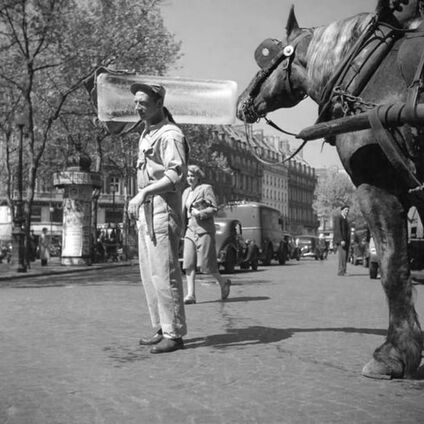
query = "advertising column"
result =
(53, 171, 101, 266)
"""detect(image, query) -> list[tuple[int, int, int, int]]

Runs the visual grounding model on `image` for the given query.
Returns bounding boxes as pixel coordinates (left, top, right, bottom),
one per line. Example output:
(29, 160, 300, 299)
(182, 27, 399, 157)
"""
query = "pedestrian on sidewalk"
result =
(39, 227, 50, 267)
(128, 82, 189, 354)
(333, 205, 350, 276)
(28, 230, 37, 262)
(182, 165, 231, 304)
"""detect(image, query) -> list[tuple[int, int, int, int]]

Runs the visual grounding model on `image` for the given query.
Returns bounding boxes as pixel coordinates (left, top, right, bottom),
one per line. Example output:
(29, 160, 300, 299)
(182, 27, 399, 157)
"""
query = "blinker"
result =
(255, 38, 283, 69)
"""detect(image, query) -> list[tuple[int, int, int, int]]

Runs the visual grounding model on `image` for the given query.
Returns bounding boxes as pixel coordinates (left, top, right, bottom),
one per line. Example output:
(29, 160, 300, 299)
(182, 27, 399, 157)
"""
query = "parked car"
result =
(350, 228, 370, 266)
(215, 218, 259, 273)
(368, 237, 379, 279)
(408, 238, 424, 270)
(368, 236, 424, 279)
(295, 235, 326, 260)
(217, 202, 286, 265)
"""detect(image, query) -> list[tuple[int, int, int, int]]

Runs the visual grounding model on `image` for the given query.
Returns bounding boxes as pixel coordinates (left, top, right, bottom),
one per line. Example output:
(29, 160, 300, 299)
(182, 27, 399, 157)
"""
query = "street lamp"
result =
(13, 113, 27, 272)
(111, 185, 116, 226)
(49, 203, 54, 241)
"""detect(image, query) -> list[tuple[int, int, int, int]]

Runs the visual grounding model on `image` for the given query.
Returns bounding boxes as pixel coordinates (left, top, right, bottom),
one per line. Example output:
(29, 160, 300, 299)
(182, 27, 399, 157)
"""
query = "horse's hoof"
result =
(362, 359, 402, 380)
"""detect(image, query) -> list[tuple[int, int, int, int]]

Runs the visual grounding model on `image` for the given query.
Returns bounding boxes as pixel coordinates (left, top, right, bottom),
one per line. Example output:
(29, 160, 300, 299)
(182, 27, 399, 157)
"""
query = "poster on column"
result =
(62, 186, 92, 257)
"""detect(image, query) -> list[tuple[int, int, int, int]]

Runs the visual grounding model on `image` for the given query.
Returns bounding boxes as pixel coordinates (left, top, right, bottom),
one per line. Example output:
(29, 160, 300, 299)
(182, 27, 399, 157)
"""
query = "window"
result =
(31, 205, 42, 222)
(109, 176, 120, 195)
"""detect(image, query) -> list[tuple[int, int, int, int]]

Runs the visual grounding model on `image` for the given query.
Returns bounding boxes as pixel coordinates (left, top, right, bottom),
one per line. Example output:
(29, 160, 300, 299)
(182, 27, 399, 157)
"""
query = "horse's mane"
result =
(306, 13, 373, 99)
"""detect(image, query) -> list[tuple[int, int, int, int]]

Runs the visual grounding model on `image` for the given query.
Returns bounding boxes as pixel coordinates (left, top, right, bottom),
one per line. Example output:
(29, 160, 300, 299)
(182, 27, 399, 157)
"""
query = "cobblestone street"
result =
(0, 255, 423, 423)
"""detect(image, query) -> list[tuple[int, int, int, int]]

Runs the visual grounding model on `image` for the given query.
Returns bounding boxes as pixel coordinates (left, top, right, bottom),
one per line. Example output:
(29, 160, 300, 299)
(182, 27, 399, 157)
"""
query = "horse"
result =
(237, 0, 424, 379)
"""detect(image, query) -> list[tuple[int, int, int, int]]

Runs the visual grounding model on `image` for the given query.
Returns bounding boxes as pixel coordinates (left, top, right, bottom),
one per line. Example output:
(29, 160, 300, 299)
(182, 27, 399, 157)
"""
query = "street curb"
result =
(0, 260, 138, 282)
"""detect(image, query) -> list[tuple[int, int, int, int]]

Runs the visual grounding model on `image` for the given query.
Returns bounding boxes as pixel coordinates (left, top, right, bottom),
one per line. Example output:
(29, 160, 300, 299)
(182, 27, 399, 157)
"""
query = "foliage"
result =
(313, 168, 366, 229)
(0, 0, 180, 208)
(180, 124, 230, 172)
(0, 0, 181, 264)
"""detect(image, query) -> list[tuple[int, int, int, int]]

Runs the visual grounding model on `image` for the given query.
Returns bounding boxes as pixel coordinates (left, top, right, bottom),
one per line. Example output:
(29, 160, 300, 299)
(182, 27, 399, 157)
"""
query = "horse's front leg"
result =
(356, 184, 423, 379)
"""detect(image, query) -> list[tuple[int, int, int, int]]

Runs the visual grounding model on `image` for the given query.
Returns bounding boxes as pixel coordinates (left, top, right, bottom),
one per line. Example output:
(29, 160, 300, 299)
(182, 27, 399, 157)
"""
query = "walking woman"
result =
(182, 165, 231, 304)
(39, 227, 50, 266)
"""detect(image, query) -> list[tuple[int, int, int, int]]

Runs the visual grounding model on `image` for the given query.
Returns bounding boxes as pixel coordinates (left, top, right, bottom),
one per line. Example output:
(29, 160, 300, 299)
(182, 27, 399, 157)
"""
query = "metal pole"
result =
(112, 188, 116, 224)
(50, 203, 54, 244)
(15, 122, 27, 272)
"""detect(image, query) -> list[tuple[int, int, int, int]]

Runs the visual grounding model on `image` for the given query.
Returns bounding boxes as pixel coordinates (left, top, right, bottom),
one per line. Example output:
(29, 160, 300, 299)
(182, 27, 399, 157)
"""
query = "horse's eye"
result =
(283, 45, 294, 56)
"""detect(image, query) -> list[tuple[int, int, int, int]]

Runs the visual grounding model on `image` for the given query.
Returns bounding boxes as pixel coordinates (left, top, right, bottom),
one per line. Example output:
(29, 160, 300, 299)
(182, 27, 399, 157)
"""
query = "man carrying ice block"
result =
(127, 82, 189, 354)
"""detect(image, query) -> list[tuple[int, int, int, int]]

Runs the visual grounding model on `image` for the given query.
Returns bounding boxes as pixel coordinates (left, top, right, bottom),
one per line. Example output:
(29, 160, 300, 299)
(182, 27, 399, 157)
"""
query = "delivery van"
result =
(217, 201, 287, 265)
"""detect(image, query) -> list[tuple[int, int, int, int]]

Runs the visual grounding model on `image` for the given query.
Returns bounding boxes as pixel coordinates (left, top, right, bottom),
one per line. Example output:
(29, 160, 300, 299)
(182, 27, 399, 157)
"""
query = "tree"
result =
(0, 0, 181, 259)
(181, 124, 230, 173)
(313, 169, 366, 229)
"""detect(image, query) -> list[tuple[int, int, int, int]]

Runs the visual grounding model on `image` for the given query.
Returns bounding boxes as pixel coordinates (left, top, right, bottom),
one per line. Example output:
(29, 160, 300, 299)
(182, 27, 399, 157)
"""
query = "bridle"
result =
(239, 31, 311, 125)
(240, 32, 311, 165)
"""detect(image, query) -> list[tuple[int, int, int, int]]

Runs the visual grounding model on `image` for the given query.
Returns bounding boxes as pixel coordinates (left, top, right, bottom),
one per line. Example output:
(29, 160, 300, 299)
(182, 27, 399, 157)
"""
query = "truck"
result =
(217, 201, 287, 265)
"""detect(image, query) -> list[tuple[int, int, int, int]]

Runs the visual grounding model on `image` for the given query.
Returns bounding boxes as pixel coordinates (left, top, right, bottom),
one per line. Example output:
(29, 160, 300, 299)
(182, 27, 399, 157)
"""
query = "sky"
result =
(160, 0, 375, 169)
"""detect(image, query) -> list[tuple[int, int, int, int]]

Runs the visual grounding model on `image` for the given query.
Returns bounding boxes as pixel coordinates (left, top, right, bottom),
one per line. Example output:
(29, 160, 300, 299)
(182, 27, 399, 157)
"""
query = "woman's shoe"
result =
(184, 295, 196, 304)
(220, 279, 231, 300)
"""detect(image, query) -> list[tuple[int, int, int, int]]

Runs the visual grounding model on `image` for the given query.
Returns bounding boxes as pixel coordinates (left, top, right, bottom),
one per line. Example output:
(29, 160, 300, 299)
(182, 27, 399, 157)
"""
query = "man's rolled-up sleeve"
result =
(162, 132, 187, 185)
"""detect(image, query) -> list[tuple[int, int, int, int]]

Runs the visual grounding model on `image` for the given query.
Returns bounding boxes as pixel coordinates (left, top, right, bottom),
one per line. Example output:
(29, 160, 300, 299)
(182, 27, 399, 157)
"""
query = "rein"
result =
(242, 9, 419, 166)
(244, 121, 308, 166)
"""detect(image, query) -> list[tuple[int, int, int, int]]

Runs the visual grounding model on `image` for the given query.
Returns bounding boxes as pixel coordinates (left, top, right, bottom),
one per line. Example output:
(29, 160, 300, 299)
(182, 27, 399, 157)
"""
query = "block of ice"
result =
(97, 73, 238, 125)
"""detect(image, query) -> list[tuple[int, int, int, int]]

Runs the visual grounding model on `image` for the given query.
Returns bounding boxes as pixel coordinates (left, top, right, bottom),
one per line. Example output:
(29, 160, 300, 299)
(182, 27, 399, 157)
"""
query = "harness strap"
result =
(318, 14, 380, 118)
(404, 42, 424, 121)
(368, 106, 421, 189)
(319, 19, 401, 123)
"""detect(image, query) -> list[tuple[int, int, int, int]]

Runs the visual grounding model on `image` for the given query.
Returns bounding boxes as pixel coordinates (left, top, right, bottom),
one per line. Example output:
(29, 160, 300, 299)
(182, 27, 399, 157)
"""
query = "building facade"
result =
(287, 159, 318, 235)
(0, 124, 318, 243)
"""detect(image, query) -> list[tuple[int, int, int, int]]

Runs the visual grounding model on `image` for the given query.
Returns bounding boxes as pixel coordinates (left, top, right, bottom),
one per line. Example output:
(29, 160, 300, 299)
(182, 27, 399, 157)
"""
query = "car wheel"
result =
(369, 262, 378, 279)
(278, 247, 286, 265)
(224, 248, 236, 274)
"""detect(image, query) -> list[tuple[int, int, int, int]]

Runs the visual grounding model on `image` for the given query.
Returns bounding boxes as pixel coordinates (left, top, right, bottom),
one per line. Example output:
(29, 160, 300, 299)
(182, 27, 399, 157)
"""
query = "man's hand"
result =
(128, 190, 147, 220)
(340, 241, 346, 247)
(191, 207, 200, 218)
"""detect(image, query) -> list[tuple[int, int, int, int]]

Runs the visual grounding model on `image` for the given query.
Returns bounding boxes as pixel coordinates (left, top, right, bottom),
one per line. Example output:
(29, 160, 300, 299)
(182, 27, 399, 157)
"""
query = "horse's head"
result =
(237, 6, 312, 123)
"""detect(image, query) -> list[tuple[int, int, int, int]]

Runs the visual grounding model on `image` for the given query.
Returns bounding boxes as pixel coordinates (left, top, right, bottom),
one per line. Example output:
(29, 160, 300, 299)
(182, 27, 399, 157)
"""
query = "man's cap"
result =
(130, 83, 166, 99)
(341, 204, 349, 210)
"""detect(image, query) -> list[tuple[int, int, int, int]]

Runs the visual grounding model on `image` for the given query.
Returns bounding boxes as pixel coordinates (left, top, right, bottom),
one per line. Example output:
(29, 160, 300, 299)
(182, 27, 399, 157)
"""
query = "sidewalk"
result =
(0, 256, 137, 282)
(2, 254, 424, 283)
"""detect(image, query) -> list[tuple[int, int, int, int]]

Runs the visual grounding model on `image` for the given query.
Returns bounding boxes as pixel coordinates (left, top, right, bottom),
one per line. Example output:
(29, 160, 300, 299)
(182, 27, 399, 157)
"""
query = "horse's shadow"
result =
(104, 326, 386, 364)
(198, 296, 270, 304)
(184, 325, 387, 350)
(104, 325, 424, 379)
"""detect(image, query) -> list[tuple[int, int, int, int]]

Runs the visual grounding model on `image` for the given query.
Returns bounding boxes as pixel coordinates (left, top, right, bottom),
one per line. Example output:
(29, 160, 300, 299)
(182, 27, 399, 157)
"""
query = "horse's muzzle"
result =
(236, 95, 260, 123)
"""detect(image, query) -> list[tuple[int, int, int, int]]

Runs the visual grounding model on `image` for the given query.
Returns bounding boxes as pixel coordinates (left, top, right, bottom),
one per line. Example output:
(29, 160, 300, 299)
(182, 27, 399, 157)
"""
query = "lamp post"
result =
(49, 203, 54, 242)
(14, 113, 27, 272)
(111, 185, 116, 226)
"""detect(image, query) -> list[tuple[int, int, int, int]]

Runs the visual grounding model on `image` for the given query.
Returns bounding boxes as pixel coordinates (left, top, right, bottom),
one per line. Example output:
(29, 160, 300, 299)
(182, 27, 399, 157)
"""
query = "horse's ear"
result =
(376, 0, 390, 13)
(285, 5, 300, 38)
(375, 0, 389, 12)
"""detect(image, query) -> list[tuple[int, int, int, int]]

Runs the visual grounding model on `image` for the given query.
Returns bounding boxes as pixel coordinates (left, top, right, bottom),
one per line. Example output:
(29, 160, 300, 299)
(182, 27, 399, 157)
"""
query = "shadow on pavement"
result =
(183, 325, 387, 350)
(198, 296, 270, 304)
